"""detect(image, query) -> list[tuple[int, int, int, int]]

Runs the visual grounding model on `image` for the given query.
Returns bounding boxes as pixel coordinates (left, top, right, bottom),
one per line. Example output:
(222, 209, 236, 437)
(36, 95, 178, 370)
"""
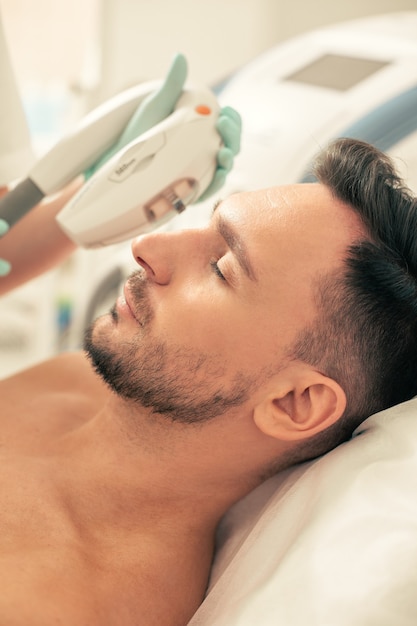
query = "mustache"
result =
(127, 269, 154, 327)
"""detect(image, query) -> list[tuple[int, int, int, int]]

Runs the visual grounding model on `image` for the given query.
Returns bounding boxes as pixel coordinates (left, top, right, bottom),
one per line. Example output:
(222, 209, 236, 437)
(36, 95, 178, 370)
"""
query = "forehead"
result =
(217, 183, 365, 277)
(221, 183, 362, 233)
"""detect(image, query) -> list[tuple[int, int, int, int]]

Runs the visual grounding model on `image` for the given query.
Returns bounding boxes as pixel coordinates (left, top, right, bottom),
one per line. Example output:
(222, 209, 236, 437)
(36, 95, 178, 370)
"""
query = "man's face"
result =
(85, 183, 362, 423)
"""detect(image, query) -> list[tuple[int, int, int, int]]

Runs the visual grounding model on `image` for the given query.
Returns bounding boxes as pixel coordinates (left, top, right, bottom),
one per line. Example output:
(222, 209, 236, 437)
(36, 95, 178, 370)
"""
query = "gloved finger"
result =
(119, 53, 188, 144)
(220, 105, 242, 128)
(217, 147, 234, 172)
(216, 106, 242, 155)
(84, 54, 188, 179)
(216, 116, 240, 154)
(197, 168, 227, 202)
(0, 258, 11, 276)
(0, 219, 11, 276)
(147, 52, 188, 114)
(0, 218, 9, 236)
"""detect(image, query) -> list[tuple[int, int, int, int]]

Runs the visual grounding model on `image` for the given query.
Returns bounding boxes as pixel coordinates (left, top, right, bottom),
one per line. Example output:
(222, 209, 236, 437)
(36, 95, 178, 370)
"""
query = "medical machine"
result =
(188, 18, 417, 624)
(218, 11, 417, 193)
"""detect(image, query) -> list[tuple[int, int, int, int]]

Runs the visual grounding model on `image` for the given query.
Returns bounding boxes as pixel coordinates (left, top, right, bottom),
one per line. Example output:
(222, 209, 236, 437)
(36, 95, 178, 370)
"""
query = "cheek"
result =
(153, 282, 239, 344)
(151, 281, 280, 369)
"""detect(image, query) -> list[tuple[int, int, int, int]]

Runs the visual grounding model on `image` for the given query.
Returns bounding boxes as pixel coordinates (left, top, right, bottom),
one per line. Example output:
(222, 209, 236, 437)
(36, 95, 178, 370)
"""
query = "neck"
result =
(55, 394, 264, 538)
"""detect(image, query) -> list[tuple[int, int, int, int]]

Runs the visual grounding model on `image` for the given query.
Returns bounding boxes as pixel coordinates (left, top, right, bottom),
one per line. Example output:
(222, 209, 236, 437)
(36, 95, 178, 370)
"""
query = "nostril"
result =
(135, 256, 155, 277)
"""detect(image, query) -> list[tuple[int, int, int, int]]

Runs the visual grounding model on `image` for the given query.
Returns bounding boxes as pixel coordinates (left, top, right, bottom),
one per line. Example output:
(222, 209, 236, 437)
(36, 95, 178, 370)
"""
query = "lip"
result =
(125, 282, 141, 322)
(116, 282, 140, 324)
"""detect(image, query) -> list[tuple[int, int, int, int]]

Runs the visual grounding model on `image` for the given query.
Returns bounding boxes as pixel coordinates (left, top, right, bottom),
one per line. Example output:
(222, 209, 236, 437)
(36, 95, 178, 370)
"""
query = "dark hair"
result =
(291, 138, 417, 455)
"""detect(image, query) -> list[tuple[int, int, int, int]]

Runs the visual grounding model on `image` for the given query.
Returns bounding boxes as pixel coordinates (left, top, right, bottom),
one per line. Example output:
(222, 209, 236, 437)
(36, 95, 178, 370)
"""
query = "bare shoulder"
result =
(0, 351, 111, 445)
(0, 351, 106, 396)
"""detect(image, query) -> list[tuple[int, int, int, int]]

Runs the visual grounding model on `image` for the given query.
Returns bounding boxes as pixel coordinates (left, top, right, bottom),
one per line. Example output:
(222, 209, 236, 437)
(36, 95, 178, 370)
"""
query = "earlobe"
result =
(253, 371, 346, 442)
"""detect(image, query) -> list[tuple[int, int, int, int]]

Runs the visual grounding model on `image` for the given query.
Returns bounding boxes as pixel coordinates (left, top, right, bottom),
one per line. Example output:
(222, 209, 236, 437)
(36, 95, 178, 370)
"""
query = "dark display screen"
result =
(285, 53, 389, 91)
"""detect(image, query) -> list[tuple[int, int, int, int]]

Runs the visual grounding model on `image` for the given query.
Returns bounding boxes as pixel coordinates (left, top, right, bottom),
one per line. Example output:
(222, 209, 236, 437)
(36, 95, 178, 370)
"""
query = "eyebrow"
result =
(212, 201, 257, 282)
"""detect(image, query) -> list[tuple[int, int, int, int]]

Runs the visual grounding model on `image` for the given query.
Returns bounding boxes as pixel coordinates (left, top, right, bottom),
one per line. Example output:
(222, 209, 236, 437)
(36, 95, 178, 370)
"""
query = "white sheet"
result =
(189, 398, 417, 625)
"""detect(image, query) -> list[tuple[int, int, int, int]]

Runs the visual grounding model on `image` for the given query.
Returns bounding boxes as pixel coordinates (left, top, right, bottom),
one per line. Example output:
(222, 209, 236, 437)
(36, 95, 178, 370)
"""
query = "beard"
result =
(83, 271, 258, 424)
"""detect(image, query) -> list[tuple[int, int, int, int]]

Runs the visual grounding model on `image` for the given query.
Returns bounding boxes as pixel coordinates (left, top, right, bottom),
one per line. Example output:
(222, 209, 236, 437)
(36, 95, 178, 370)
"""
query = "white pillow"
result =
(189, 398, 417, 626)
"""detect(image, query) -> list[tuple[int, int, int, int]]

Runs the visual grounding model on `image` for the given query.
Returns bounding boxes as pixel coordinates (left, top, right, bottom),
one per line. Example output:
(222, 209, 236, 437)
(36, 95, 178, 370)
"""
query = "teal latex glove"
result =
(84, 53, 242, 202)
(84, 53, 188, 180)
(198, 105, 241, 201)
(0, 218, 11, 276)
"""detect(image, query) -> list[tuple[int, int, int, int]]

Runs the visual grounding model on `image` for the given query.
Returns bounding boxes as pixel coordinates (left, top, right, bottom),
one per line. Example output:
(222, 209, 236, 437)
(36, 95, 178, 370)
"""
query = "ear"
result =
(253, 368, 346, 442)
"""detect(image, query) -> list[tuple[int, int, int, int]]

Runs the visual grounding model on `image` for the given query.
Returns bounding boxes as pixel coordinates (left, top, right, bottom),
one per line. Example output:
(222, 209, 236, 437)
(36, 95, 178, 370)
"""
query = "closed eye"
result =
(210, 260, 226, 281)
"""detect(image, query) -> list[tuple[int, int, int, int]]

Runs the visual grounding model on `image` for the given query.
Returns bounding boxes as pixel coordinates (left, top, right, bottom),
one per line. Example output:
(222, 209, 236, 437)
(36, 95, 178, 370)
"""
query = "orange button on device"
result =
(195, 104, 211, 115)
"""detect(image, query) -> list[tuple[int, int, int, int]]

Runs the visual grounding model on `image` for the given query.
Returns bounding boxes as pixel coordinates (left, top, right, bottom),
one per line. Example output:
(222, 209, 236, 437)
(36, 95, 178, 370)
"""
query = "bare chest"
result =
(0, 355, 211, 623)
(0, 454, 209, 625)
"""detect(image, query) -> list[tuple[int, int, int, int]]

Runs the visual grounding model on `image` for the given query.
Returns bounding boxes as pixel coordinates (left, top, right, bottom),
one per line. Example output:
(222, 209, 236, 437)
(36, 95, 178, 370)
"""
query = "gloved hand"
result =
(0, 216, 10, 276)
(198, 105, 241, 201)
(0, 56, 241, 279)
(85, 53, 241, 201)
(84, 53, 188, 179)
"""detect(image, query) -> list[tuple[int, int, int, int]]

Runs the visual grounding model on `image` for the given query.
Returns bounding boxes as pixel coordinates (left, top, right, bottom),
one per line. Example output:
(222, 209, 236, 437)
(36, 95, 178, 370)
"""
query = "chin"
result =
(83, 310, 116, 354)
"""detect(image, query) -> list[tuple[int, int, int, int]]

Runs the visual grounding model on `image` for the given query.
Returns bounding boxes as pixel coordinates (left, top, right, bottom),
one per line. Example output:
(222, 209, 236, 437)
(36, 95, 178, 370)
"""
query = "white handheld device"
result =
(0, 80, 164, 226)
(0, 79, 221, 247)
(57, 86, 221, 247)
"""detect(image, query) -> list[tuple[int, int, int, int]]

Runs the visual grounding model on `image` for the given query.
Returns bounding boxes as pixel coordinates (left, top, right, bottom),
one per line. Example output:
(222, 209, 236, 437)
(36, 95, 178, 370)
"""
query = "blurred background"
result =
(0, 0, 416, 377)
(2, 0, 417, 143)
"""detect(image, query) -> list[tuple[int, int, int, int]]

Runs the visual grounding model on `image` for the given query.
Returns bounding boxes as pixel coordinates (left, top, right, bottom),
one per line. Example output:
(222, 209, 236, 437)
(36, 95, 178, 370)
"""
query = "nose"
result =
(130, 228, 206, 286)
